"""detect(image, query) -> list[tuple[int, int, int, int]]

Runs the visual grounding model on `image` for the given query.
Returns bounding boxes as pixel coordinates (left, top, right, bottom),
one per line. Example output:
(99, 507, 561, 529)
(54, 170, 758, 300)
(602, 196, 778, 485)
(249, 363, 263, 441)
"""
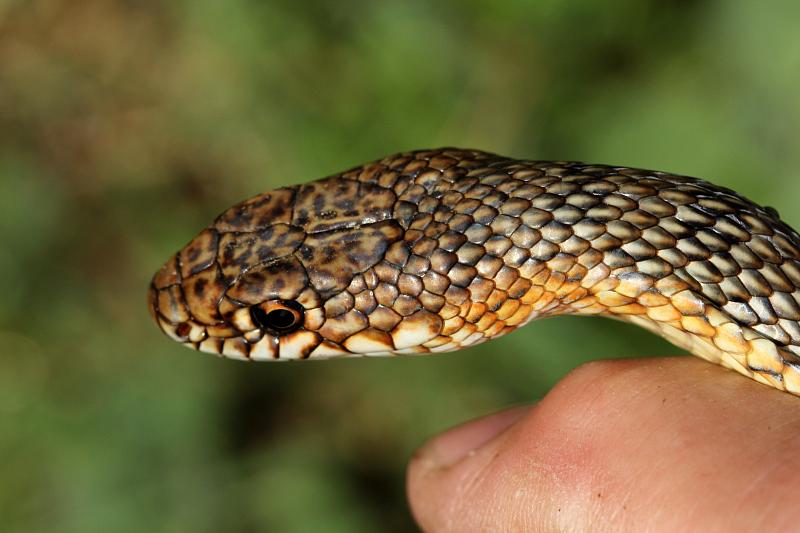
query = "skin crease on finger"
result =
(406, 357, 800, 533)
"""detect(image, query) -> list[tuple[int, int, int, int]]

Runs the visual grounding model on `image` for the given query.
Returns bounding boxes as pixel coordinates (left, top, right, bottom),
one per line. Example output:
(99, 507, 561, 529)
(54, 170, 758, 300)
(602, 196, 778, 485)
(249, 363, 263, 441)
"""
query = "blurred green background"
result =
(3, 1, 800, 531)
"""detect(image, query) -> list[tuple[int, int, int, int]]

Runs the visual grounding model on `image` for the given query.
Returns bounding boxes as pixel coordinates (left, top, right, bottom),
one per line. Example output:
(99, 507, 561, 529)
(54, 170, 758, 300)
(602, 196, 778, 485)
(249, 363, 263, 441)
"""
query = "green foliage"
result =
(2, 1, 799, 531)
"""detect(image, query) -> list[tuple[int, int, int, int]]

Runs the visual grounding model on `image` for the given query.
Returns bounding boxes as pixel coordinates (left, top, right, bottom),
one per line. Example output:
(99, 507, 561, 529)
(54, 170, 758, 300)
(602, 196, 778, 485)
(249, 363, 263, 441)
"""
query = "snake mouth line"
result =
(149, 286, 309, 360)
(148, 266, 495, 361)
(155, 321, 411, 361)
(149, 283, 423, 360)
(151, 311, 454, 361)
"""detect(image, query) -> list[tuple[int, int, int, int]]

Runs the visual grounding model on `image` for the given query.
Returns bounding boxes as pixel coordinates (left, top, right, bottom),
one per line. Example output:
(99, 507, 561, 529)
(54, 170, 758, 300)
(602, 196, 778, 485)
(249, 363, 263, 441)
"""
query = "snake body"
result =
(149, 148, 800, 396)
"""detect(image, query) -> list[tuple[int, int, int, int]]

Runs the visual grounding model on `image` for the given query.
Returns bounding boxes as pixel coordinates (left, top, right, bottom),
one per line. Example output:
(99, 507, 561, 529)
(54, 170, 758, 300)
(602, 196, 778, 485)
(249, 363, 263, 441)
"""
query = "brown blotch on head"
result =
(292, 178, 397, 233)
(226, 256, 309, 305)
(215, 187, 296, 232)
(192, 277, 208, 298)
(298, 220, 404, 298)
(182, 264, 226, 325)
(217, 224, 305, 284)
(180, 228, 220, 279)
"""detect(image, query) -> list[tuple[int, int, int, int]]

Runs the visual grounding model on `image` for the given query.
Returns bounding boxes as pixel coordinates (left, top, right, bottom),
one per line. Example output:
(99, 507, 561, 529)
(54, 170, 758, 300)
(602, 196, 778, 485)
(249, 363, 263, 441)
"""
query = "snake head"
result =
(149, 171, 452, 360)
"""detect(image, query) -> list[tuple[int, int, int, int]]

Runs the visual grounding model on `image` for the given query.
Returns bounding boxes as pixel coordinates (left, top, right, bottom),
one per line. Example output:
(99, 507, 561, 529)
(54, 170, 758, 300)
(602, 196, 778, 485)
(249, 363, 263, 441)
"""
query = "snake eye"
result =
(251, 300, 305, 334)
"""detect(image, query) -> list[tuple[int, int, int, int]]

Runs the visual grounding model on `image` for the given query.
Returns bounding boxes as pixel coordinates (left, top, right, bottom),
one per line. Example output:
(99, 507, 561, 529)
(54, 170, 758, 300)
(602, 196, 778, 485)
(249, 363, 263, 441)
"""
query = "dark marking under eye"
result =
(175, 323, 191, 337)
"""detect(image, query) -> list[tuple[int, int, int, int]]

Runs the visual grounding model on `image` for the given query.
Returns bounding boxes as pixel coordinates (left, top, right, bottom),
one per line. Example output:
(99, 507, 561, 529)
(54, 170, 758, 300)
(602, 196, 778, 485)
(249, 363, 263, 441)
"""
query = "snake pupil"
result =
(250, 301, 304, 333)
(267, 309, 296, 329)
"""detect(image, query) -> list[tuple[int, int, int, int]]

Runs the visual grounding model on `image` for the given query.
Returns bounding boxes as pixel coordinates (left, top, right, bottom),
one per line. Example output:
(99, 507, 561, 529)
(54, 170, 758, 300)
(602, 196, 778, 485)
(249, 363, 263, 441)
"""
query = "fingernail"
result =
(419, 405, 531, 469)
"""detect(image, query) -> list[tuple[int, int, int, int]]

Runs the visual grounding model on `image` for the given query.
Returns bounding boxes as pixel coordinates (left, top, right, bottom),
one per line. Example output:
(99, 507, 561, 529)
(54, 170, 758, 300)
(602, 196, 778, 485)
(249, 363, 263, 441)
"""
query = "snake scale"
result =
(149, 148, 800, 396)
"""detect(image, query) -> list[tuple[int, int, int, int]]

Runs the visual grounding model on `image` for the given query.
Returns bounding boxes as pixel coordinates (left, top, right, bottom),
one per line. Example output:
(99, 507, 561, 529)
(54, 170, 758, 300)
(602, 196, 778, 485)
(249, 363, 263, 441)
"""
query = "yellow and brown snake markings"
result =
(149, 148, 800, 395)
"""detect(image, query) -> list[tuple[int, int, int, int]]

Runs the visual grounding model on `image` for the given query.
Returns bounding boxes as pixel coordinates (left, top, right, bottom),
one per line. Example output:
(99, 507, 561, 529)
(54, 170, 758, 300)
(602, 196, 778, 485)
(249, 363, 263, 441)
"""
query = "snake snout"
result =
(147, 283, 159, 326)
(148, 252, 211, 346)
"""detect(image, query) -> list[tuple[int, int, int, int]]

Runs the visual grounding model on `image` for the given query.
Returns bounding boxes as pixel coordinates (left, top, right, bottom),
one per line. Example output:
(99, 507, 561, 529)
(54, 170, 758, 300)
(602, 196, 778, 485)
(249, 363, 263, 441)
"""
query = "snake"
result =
(148, 148, 800, 396)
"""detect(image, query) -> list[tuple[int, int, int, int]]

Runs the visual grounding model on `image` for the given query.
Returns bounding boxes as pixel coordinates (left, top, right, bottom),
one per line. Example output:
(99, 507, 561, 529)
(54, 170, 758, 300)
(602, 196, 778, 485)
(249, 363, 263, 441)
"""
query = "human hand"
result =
(406, 357, 800, 532)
